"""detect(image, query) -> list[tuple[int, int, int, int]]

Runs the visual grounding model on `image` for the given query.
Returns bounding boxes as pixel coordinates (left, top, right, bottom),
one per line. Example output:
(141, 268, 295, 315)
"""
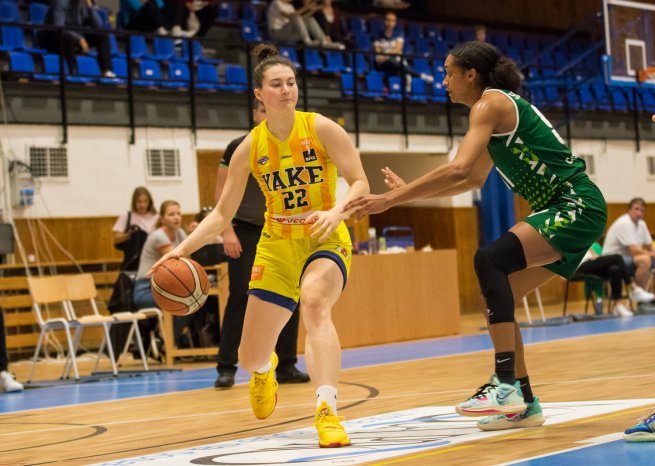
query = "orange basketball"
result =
(151, 257, 209, 316)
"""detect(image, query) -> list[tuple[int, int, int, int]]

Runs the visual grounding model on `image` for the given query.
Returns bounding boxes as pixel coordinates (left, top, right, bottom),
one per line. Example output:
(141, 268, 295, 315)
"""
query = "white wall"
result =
(2, 125, 654, 221)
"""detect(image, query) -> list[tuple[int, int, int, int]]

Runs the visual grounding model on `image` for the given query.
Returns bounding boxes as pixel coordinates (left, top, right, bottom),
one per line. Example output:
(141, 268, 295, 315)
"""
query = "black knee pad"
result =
(474, 232, 527, 324)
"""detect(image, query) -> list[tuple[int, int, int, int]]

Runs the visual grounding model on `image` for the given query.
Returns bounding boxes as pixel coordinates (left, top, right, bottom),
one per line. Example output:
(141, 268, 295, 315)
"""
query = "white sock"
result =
(255, 361, 272, 374)
(316, 385, 338, 414)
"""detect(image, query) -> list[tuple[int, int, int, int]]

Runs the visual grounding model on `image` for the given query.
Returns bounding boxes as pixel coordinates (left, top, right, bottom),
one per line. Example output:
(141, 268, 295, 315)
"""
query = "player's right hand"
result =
(222, 229, 243, 259)
(147, 247, 184, 277)
(382, 166, 406, 190)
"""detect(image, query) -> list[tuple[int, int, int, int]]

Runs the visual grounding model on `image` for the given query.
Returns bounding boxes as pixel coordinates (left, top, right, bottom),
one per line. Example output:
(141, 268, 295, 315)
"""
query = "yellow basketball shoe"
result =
(315, 401, 351, 448)
(249, 352, 278, 419)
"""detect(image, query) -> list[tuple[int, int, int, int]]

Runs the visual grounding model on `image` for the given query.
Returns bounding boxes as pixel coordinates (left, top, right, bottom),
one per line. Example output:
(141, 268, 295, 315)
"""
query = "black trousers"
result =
(577, 254, 632, 299)
(217, 221, 300, 374)
(125, 0, 164, 32)
(0, 309, 8, 372)
(43, 30, 112, 75)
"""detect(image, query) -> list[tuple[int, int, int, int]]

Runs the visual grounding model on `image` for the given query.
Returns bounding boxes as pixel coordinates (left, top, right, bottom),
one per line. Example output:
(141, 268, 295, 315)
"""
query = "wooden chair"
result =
(26, 275, 87, 381)
(64, 273, 149, 373)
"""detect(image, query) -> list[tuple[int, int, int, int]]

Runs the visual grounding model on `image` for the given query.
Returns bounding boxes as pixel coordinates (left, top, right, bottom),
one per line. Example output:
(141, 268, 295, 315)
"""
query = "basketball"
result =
(150, 257, 209, 316)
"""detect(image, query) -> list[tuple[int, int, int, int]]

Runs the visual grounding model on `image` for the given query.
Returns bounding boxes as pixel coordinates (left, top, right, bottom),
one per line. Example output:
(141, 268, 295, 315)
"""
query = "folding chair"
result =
(521, 288, 546, 324)
(27, 275, 79, 382)
(64, 274, 149, 372)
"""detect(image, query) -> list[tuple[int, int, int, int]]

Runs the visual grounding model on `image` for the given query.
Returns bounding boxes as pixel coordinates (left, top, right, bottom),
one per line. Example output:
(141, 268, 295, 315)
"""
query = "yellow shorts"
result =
(247, 222, 352, 311)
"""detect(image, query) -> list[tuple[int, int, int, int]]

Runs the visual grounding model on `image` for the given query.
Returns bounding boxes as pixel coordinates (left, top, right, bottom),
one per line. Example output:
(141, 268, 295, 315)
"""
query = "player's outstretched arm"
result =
(148, 135, 252, 275)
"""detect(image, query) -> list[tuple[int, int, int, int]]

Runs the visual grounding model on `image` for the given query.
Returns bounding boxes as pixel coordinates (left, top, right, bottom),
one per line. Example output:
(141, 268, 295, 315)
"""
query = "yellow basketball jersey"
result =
(249, 111, 337, 239)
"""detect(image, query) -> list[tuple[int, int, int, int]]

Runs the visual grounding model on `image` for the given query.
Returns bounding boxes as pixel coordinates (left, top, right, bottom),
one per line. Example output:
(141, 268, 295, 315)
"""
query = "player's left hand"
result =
(307, 208, 345, 242)
(344, 194, 390, 220)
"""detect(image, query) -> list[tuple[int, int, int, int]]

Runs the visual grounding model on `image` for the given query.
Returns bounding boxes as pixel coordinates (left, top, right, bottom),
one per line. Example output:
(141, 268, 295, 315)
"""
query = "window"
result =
(579, 153, 595, 176)
(28, 146, 68, 178)
(146, 149, 181, 178)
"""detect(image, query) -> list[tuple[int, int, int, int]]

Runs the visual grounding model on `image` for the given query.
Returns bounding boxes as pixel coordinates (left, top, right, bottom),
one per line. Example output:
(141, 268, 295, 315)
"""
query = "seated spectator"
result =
(39, 0, 116, 77)
(133, 200, 186, 359)
(475, 24, 487, 42)
(0, 308, 23, 393)
(602, 198, 655, 299)
(120, 0, 167, 34)
(267, 0, 333, 47)
(373, 0, 410, 10)
(373, 11, 433, 91)
(576, 242, 654, 316)
(184, 0, 219, 38)
(312, 0, 351, 48)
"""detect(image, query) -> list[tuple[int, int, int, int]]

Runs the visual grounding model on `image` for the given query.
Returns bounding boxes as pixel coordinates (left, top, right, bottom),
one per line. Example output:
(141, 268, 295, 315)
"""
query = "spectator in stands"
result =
(120, 0, 167, 34)
(373, 0, 410, 9)
(113, 187, 159, 272)
(133, 200, 186, 359)
(602, 198, 655, 298)
(576, 242, 654, 316)
(312, 0, 351, 48)
(184, 0, 219, 38)
(40, 0, 116, 78)
(0, 308, 23, 393)
(267, 0, 334, 48)
(475, 24, 487, 42)
(373, 11, 433, 91)
(213, 99, 309, 389)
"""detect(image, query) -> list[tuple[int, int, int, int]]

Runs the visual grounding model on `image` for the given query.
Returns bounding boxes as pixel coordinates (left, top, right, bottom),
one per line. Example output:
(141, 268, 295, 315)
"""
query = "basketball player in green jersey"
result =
(346, 41, 607, 430)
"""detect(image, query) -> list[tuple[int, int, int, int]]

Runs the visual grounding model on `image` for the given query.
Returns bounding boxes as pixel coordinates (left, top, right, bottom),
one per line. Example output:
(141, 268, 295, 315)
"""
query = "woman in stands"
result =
(149, 44, 369, 447)
(346, 40, 608, 431)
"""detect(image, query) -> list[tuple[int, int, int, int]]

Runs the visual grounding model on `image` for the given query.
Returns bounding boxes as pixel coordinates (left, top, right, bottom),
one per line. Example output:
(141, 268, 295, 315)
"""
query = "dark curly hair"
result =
(252, 43, 296, 89)
(450, 41, 522, 93)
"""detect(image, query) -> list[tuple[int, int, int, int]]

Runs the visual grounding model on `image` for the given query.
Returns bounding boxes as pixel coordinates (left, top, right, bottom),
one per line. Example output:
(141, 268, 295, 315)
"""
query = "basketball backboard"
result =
(604, 0, 655, 86)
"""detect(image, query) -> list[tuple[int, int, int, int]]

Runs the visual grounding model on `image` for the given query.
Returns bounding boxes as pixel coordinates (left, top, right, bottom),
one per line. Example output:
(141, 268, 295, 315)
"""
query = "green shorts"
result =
(523, 176, 607, 278)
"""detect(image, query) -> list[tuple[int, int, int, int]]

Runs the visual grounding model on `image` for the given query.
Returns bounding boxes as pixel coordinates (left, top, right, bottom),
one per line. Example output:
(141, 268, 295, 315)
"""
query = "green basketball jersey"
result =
(485, 89, 587, 211)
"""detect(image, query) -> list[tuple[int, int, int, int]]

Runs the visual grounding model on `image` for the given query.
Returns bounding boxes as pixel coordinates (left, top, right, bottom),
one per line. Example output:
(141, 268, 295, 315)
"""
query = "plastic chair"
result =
(217, 1, 236, 21)
(29, 2, 48, 24)
(128, 35, 149, 59)
(361, 72, 385, 99)
(196, 63, 221, 90)
(134, 59, 161, 87)
(151, 37, 176, 61)
(324, 50, 347, 74)
(388, 75, 402, 100)
(279, 47, 301, 69)
(67, 55, 101, 84)
(340, 73, 354, 97)
(241, 20, 262, 42)
(303, 49, 323, 73)
(8, 51, 35, 74)
(0, 1, 21, 22)
(162, 62, 190, 89)
(223, 64, 247, 91)
(0, 26, 45, 53)
(34, 54, 68, 81)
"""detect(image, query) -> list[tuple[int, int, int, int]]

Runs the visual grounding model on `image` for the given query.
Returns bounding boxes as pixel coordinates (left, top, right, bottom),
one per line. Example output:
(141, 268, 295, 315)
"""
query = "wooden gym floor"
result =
(1, 302, 655, 465)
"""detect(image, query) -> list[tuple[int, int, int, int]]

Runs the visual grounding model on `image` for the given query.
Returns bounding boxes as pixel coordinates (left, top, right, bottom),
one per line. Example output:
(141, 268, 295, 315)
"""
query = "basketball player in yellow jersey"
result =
(149, 43, 369, 448)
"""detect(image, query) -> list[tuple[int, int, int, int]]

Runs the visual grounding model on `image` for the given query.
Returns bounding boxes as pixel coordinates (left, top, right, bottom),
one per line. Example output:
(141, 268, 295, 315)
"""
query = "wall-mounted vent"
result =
(29, 146, 68, 178)
(146, 149, 181, 178)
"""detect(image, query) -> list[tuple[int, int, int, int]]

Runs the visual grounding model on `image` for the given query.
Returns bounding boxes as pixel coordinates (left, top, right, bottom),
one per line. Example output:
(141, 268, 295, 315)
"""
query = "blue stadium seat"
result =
(217, 1, 236, 21)
(128, 35, 149, 59)
(361, 72, 385, 99)
(539, 52, 555, 69)
(412, 57, 431, 75)
(29, 2, 47, 24)
(554, 51, 569, 69)
(441, 26, 459, 45)
(349, 16, 366, 35)
(639, 90, 655, 113)
(409, 77, 430, 102)
(542, 84, 562, 108)
(279, 47, 301, 69)
(348, 53, 369, 76)
(134, 60, 161, 87)
(95, 7, 111, 29)
(506, 47, 523, 65)
(578, 82, 596, 110)
(402, 40, 413, 56)
(354, 33, 372, 51)
(368, 17, 384, 38)
(196, 63, 221, 90)
(67, 55, 100, 84)
(105, 57, 128, 84)
(8, 51, 35, 75)
(341, 73, 354, 97)
(162, 62, 189, 89)
(241, 20, 262, 42)
(492, 31, 510, 50)
(433, 59, 445, 82)
(425, 25, 440, 41)
(0, 1, 21, 22)
(388, 75, 402, 100)
(241, 2, 258, 22)
(0, 26, 45, 53)
(324, 51, 348, 74)
(223, 64, 247, 91)
(524, 35, 540, 52)
(151, 38, 176, 61)
(460, 28, 476, 42)
(432, 81, 448, 103)
(509, 32, 526, 49)
(303, 49, 323, 73)
(34, 54, 67, 81)
(109, 34, 125, 58)
(406, 22, 423, 41)
(433, 40, 449, 59)
(414, 38, 432, 57)
(566, 89, 581, 111)
(591, 80, 612, 111)
(610, 87, 628, 112)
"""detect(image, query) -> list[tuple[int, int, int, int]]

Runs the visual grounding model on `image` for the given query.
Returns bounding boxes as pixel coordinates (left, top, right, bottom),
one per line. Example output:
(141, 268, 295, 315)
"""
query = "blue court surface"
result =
(3, 314, 655, 465)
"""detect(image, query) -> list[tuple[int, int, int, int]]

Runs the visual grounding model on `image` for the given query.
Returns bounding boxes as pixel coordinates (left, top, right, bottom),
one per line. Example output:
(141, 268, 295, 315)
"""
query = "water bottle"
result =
(368, 227, 378, 254)
(378, 236, 387, 252)
(594, 298, 603, 315)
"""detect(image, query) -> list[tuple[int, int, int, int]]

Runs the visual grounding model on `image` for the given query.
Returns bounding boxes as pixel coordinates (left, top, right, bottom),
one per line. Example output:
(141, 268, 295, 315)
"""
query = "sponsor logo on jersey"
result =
(251, 265, 265, 280)
(302, 148, 317, 163)
(262, 166, 324, 191)
(280, 154, 292, 160)
(271, 214, 316, 225)
(258, 156, 268, 165)
(337, 246, 351, 260)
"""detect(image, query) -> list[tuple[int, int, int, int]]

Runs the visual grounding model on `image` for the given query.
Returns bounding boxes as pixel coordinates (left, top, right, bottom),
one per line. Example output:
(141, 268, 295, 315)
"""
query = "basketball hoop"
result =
(638, 67, 655, 83)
